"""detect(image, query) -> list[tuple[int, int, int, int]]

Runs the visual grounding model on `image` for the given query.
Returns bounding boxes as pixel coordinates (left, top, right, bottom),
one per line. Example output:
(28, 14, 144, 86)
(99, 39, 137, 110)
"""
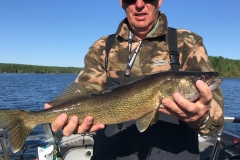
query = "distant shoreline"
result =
(0, 63, 82, 74)
(2, 55, 240, 77)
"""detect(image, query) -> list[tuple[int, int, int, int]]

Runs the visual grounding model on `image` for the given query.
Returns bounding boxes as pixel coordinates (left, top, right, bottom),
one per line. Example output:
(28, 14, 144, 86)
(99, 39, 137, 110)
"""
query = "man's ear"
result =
(157, 0, 163, 8)
(120, 0, 126, 10)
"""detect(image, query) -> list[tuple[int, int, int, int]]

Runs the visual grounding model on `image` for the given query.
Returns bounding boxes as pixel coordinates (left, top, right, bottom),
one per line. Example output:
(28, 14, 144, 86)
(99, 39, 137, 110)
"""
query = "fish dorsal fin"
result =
(136, 110, 158, 132)
(48, 82, 91, 107)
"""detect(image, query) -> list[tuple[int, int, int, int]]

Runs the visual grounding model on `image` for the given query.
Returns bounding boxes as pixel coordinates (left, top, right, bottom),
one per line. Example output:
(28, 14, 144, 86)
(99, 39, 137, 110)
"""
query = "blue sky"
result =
(0, 1, 240, 67)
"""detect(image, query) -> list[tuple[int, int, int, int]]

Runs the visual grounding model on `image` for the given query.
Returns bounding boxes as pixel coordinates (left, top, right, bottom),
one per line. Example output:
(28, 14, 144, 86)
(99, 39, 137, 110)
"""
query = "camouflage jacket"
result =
(76, 12, 224, 135)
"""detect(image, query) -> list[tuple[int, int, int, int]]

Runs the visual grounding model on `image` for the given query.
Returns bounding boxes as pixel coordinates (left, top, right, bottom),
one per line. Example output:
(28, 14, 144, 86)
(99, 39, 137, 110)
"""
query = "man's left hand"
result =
(159, 80, 211, 127)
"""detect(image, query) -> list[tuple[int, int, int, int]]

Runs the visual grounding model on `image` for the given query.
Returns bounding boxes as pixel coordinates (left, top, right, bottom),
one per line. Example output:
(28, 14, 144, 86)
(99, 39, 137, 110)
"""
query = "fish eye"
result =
(195, 75, 205, 81)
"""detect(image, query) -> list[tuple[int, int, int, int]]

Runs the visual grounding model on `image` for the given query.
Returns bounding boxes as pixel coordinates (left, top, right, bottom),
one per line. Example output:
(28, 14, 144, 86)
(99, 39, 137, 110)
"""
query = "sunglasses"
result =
(123, 0, 156, 5)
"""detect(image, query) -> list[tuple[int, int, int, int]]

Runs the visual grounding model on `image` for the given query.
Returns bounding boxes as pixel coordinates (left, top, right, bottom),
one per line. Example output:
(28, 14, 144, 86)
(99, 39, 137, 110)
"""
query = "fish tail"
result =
(0, 110, 36, 153)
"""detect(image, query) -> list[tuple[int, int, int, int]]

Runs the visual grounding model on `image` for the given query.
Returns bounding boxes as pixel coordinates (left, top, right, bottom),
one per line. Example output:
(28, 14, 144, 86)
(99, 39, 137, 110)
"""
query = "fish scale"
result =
(0, 71, 222, 154)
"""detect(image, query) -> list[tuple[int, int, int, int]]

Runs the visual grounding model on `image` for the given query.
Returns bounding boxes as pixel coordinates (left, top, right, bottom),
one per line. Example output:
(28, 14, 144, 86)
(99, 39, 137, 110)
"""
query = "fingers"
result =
(165, 80, 212, 114)
(51, 113, 68, 132)
(63, 116, 105, 135)
(44, 103, 67, 133)
(76, 116, 105, 134)
(172, 92, 197, 114)
(52, 115, 105, 136)
(159, 80, 212, 124)
(51, 115, 94, 135)
(44, 103, 52, 109)
(44, 103, 104, 135)
(195, 80, 212, 105)
(76, 116, 93, 134)
(62, 116, 79, 136)
(88, 123, 105, 133)
(160, 96, 200, 124)
(161, 95, 189, 119)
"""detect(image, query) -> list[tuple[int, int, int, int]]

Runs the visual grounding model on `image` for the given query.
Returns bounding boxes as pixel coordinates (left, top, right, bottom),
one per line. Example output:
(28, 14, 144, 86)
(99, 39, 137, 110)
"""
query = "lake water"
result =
(0, 74, 239, 159)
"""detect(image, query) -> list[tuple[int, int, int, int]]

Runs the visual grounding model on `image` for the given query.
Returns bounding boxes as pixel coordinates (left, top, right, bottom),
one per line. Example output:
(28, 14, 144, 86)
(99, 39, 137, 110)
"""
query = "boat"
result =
(0, 116, 239, 160)
(199, 116, 240, 160)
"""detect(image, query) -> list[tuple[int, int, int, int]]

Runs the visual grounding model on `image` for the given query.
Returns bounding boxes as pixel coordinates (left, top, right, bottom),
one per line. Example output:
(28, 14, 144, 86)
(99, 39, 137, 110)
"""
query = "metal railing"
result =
(208, 116, 240, 160)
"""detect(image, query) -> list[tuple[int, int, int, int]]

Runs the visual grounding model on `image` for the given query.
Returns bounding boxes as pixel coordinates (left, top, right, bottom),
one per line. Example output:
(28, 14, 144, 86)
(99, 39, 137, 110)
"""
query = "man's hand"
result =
(159, 80, 211, 127)
(44, 103, 105, 136)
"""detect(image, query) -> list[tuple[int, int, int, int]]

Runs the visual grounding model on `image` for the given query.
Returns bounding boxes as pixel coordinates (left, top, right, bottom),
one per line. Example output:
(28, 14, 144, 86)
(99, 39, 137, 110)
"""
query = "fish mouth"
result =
(187, 77, 222, 102)
(207, 78, 223, 91)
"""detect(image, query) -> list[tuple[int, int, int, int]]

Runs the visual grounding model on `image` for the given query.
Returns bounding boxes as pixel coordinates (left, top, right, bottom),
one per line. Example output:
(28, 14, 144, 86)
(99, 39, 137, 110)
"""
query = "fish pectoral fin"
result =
(48, 82, 91, 106)
(151, 111, 159, 125)
(136, 110, 158, 132)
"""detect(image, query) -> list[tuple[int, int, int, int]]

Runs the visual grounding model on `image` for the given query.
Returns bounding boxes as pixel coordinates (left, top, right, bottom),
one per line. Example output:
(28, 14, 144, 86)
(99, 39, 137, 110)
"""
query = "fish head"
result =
(191, 72, 222, 91)
(177, 72, 222, 101)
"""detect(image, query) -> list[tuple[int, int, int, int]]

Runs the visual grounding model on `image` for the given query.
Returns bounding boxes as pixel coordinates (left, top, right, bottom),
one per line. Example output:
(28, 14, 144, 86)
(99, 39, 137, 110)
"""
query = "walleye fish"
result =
(0, 71, 222, 153)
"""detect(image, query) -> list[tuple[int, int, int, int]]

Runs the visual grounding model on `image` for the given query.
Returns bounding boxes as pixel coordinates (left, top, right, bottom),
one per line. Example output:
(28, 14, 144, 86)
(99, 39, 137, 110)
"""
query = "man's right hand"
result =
(44, 103, 105, 136)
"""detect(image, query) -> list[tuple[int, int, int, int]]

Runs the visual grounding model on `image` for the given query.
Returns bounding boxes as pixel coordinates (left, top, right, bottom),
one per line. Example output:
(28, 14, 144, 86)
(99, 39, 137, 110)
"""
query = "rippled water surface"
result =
(0, 74, 77, 159)
(0, 74, 239, 159)
(221, 78, 240, 136)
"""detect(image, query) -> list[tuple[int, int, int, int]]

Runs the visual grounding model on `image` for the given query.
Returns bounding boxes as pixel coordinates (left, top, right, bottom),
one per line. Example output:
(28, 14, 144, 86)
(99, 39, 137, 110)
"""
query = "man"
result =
(45, 0, 224, 159)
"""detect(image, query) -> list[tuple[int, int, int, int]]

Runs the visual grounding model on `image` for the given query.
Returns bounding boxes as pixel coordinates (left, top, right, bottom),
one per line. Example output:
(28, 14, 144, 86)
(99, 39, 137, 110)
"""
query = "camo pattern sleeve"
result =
(75, 37, 108, 93)
(177, 29, 224, 134)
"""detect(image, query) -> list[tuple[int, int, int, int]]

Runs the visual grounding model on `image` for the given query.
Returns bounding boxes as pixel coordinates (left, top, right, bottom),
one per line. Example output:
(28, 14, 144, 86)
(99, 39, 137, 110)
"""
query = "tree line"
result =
(0, 63, 82, 74)
(1, 56, 240, 77)
(209, 56, 240, 77)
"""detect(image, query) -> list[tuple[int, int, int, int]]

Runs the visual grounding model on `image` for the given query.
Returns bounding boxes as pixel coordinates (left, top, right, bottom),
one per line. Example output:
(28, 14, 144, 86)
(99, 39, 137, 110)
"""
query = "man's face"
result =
(121, 0, 162, 34)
